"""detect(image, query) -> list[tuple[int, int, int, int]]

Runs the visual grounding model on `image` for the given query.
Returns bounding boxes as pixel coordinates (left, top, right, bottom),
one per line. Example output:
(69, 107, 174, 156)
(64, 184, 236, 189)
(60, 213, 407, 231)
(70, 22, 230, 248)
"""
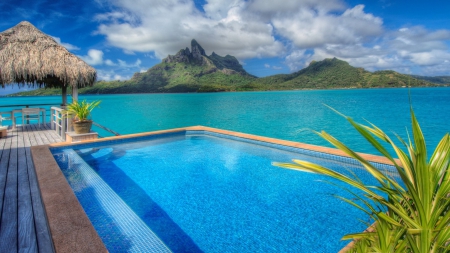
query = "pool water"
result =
(52, 131, 391, 253)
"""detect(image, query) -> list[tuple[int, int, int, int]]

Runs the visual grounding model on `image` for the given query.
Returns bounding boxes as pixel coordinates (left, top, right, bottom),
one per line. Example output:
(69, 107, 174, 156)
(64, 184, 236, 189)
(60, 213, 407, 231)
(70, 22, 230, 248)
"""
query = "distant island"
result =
(10, 39, 448, 96)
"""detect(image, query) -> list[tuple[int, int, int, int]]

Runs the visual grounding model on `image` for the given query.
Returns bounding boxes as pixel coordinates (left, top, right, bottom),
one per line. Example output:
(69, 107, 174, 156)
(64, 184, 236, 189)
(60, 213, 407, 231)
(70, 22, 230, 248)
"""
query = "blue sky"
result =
(1, 0, 449, 95)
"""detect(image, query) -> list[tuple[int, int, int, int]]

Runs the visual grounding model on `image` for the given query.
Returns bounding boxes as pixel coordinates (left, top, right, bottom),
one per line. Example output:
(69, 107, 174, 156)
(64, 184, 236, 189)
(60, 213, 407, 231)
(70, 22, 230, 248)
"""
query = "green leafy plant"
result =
(274, 107, 450, 252)
(65, 100, 101, 122)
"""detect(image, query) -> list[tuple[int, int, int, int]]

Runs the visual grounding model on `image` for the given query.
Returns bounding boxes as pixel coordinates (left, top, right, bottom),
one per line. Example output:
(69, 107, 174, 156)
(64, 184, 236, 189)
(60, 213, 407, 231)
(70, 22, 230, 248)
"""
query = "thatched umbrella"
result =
(0, 21, 96, 105)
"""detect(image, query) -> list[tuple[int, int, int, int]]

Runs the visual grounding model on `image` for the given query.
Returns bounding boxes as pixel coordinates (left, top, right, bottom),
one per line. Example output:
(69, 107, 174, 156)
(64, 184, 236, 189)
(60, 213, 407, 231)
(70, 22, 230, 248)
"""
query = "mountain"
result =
(9, 41, 443, 96)
(256, 58, 433, 89)
(81, 39, 256, 94)
(410, 75, 450, 85)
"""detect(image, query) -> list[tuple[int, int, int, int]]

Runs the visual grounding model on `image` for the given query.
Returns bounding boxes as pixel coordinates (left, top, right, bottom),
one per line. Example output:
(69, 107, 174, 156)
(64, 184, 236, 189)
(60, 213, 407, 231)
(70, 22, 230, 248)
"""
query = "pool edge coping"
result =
(31, 145, 107, 253)
(32, 125, 396, 252)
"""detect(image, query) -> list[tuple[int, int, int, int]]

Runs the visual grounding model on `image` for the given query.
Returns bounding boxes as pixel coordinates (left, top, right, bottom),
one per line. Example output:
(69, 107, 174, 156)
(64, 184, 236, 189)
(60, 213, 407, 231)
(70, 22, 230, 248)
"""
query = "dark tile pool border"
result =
(32, 126, 399, 253)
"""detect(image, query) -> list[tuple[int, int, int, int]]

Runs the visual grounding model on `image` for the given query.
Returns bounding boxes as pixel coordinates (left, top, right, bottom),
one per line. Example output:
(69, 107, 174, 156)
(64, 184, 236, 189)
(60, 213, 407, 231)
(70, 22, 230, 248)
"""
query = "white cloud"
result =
(96, 0, 284, 59)
(248, 0, 345, 15)
(51, 36, 80, 51)
(409, 50, 450, 66)
(272, 5, 383, 49)
(92, 0, 450, 76)
(118, 59, 141, 68)
(97, 69, 130, 81)
(79, 49, 142, 70)
(264, 63, 282, 70)
(123, 49, 136, 55)
(80, 49, 104, 65)
(285, 50, 309, 71)
(104, 59, 116, 66)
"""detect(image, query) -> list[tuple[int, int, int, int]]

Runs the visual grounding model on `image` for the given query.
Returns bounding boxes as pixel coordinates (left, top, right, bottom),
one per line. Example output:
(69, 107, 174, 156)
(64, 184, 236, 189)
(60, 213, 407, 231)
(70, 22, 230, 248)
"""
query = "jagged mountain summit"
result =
(160, 39, 251, 76)
(123, 39, 256, 92)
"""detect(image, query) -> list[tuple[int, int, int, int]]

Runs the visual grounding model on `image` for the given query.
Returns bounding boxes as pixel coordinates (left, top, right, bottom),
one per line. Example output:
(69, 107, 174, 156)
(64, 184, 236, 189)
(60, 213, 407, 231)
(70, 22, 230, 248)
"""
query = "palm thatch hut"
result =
(0, 21, 96, 105)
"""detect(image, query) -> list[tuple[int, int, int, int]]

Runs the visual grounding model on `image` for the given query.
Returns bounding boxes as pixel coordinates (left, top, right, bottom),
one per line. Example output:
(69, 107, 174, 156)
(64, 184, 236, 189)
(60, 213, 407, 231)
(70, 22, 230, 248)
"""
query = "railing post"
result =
(26, 105, 29, 124)
(50, 106, 68, 141)
(51, 108, 55, 130)
(61, 112, 66, 141)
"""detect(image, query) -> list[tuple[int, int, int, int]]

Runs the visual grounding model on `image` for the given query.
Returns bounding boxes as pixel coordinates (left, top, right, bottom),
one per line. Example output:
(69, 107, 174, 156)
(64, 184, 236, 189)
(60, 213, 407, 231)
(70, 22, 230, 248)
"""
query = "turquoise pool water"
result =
(2, 88, 449, 154)
(52, 131, 395, 253)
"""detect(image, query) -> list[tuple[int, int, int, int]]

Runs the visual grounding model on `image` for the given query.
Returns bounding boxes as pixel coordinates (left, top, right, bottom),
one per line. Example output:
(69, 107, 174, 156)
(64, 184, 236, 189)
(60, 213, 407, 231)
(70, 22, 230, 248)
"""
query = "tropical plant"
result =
(274, 107, 450, 252)
(65, 100, 101, 122)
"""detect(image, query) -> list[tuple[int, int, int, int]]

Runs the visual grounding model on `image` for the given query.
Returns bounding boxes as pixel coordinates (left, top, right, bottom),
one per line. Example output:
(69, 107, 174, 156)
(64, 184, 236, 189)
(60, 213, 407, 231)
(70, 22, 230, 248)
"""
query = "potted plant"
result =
(65, 100, 101, 134)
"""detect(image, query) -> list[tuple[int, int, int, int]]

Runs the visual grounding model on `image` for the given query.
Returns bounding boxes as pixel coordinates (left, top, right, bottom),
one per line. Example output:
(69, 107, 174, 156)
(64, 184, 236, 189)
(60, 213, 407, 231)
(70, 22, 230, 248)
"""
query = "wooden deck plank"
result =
(39, 124, 58, 144)
(0, 127, 13, 224)
(0, 128, 6, 160)
(26, 148, 54, 253)
(26, 125, 38, 147)
(24, 125, 55, 253)
(30, 125, 44, 146)
(35, 125, 50, 145)
(0, 124, 59, 253)
(43, 124, 62, 144)
(17, 126, 38, 253)
(0, 125, 18, 252)
(23, 124, 54, 252)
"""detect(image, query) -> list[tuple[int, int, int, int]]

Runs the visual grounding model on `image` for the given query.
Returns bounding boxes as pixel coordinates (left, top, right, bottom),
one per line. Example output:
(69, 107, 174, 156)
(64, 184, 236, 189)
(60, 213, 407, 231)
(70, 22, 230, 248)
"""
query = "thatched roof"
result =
(0, 21, 96, 88)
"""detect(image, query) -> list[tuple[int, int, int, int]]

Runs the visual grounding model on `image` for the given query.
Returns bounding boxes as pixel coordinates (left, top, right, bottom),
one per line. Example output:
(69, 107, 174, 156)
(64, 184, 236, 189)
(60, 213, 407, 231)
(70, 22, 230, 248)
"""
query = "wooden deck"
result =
(0, 123, 63, 253)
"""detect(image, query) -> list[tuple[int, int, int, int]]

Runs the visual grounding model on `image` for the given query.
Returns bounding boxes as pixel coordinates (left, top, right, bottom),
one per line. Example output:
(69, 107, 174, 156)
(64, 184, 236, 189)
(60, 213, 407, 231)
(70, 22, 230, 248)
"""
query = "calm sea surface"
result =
(1, 88, 449, 155)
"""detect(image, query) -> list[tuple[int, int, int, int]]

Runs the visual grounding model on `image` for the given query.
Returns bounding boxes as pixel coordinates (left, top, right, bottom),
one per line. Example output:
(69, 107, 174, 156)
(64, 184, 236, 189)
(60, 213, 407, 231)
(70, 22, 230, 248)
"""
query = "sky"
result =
(0, 0, 449, 95)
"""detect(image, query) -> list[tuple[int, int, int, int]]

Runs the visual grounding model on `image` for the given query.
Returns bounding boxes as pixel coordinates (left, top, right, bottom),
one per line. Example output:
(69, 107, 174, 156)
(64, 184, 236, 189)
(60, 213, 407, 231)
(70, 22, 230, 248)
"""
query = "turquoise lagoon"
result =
(1, 88, 449, 155)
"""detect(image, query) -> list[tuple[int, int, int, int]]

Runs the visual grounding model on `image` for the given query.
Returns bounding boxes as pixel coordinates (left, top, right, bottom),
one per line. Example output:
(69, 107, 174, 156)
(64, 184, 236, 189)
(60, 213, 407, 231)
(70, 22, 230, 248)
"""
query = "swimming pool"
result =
(50, 128, 396, 253)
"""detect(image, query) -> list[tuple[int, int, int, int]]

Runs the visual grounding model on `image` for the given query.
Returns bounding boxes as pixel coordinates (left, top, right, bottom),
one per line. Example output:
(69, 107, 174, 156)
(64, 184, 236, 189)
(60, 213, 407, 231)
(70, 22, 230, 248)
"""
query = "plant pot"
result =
(73, 120, 93, 134)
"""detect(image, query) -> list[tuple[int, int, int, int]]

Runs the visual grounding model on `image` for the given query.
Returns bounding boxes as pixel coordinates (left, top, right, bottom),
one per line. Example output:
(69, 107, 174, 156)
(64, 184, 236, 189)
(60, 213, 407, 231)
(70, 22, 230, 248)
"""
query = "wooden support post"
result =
(72, 85, 78, 102)
(62, 85, 67, 106)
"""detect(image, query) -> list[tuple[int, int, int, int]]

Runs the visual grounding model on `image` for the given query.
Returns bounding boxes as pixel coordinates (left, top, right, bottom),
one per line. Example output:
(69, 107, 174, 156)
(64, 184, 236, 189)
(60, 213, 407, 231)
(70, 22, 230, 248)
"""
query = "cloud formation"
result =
(79, 49, 143, 80)
(52, 36, 80, 51)
(92, 0, 450, 76)
(79, 49, 104, 65)
(95, 0, 284, 59)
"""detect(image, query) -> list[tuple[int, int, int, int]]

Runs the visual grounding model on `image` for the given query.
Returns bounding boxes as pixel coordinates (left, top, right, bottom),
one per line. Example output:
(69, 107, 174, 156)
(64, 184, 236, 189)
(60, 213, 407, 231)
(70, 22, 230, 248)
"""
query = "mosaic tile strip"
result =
(61, 149, 171, 253)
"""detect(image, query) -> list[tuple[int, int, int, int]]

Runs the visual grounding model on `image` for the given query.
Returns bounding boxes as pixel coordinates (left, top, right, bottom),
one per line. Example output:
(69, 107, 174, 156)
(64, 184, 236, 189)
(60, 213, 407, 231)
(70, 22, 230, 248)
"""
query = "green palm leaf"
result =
(274, 106, 450, 252)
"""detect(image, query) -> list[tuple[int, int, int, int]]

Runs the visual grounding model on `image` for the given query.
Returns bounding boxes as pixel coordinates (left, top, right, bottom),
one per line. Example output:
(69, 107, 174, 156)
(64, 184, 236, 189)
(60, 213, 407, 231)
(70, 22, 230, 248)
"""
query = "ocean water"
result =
(1, 88, 449, 155)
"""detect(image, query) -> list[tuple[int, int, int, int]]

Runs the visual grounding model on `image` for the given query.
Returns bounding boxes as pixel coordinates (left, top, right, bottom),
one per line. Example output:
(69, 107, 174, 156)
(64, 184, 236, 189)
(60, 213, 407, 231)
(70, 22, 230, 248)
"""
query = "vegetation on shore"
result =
(8, 40, 446, 96)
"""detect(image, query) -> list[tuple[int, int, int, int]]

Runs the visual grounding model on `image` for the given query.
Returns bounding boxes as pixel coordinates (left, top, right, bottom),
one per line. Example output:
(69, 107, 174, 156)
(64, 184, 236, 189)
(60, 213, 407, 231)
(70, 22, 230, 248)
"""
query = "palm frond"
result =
(274, 107, 450, 252)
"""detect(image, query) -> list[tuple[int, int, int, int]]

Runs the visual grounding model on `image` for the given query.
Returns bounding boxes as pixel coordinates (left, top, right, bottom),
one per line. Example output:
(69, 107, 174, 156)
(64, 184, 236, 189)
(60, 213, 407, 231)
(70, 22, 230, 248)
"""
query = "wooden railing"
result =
(50, 107, 120, 140)
(0, 103, 59, 125)
(50, 107, 71, 141)
(2, 104, 120, 141)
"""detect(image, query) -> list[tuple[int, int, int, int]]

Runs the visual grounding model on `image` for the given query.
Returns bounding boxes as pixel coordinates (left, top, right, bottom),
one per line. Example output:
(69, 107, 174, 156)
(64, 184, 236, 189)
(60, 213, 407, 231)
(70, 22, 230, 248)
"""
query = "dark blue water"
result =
(54, 133, 383, 252)
(3, 88, 449, 155)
